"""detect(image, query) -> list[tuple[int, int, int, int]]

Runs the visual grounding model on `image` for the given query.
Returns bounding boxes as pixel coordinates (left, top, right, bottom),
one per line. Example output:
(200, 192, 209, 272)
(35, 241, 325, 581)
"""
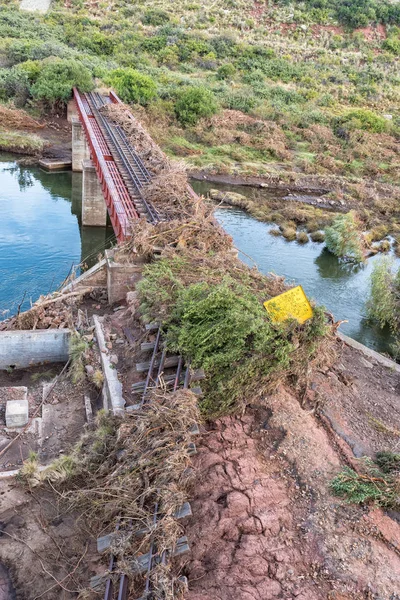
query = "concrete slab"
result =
(39, 159, 72, 171)
(6, 399, 29, 428)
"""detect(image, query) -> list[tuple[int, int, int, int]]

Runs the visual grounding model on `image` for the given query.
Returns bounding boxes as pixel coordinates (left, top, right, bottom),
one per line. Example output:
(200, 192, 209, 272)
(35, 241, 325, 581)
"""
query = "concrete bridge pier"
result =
(82, 159, 108, 227)
(72, 116, 90, 172)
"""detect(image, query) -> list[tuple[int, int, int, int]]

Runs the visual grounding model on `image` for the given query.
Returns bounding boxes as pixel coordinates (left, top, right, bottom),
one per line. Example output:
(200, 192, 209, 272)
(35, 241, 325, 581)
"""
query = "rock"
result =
(85, 365, 94, 376)
(110, 354, 118, 365)
(115, 339, 125, 345)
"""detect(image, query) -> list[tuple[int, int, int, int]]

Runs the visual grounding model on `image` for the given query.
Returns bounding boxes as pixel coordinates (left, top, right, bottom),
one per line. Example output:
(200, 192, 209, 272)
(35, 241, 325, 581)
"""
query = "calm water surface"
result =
(0, 156, 114, 318)
(192, 180, 398, 354)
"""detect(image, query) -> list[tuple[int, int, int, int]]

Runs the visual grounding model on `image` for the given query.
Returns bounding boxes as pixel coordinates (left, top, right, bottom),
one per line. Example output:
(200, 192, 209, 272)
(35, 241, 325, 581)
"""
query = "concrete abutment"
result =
(71, 116, 89, 172)
(82, 159, 108, 227)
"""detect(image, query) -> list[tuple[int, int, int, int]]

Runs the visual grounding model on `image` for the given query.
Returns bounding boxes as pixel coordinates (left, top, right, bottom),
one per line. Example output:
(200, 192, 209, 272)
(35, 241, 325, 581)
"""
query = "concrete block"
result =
(6, 399, 29, 428)
(105, 249, 145, 305)
(0, 329, 70, 370)
(82, 159, 107, 226)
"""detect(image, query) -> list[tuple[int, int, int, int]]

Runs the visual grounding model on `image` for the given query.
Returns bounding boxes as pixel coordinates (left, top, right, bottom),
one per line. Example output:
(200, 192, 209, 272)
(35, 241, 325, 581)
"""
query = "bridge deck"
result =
(74, 88, 142, 242)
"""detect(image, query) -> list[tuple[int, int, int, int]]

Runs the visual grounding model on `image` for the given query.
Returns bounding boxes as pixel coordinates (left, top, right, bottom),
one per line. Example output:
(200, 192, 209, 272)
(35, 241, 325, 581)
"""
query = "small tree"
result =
(366, 257, 399, 330)
(325, 212, 364, 262)
(108, 68, 157, 105)
(31, 58, 93, 107)
(175, 86, 218, 126)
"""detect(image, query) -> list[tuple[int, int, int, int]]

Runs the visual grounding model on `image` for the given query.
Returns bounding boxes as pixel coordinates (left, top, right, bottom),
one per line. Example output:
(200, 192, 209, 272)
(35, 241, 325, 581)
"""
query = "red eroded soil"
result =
(183, 378, 400, 599)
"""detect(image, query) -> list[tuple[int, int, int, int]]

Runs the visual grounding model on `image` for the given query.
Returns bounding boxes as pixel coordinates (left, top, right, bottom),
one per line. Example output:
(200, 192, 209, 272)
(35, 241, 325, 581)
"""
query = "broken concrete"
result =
(6, 398, 29, 428)
(105, 249, 144, 305)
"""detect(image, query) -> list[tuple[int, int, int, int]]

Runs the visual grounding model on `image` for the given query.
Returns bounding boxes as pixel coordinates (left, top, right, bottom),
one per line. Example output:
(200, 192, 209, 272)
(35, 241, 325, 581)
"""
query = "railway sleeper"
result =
(90, 536, 190, 590)
(97, 504, 192, 554)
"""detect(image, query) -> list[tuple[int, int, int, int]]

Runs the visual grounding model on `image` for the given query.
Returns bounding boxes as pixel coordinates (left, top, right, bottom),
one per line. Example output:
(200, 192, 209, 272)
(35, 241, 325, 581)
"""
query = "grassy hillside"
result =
(0, 0, 398, 184)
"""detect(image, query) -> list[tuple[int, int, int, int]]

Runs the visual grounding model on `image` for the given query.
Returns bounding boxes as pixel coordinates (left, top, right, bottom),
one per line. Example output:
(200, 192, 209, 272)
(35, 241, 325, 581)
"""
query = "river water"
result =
(192, 180, 398, 355)
(0, 156, 113, 318)
(0, 159, 396, 355)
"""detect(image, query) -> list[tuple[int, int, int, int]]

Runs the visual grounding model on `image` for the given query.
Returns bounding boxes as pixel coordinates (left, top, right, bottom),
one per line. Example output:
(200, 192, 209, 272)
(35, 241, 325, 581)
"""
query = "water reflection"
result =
(315, 248, 365, 279)
(0, 157, 114, 318)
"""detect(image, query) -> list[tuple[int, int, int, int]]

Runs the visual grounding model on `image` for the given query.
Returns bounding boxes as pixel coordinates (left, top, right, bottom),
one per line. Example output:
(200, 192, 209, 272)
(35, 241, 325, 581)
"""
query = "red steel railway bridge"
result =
(72, 88, 161, 243)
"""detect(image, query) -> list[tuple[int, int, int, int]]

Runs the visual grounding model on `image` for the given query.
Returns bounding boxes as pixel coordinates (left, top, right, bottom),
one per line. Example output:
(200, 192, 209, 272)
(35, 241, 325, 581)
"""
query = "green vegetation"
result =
(366, 257, 400, 354)
(108, 68, 157, 105)
(0, 0, 398, 224)
(175, 86, 218, 125)
(137, 250, 328, 417)
(325, 212, 364, 262)
(331, 453, 400, 509)
(0, 129, 44, 154)
(31, 58, 93, 107)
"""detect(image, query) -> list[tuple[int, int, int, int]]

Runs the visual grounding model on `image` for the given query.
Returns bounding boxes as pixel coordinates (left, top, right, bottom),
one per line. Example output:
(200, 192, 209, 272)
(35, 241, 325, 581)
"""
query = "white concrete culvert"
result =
(20, 0, 51, 13)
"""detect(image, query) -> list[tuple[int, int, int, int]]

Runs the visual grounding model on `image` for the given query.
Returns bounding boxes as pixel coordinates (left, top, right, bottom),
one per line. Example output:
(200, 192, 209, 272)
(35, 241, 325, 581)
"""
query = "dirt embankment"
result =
(183, 338, 400, 600)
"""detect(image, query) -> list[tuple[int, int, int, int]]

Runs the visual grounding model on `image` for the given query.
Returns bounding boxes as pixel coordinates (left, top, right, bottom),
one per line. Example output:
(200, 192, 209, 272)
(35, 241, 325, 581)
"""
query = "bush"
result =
(382, 36, 400, 55)
(175, 86, 218, 126)
(31, 58, 93, 106)
(335, 109, 388, 134)
(325, 212, 364, 262)
(222, 90, 257, 113)
(310, 231, 325, 243)
(108, 68, 157, 105)
(142, 9, 170, 26)
(297, 231, 309, 244)
(366, 257, 398, 329)
(216, 63, 236, 80)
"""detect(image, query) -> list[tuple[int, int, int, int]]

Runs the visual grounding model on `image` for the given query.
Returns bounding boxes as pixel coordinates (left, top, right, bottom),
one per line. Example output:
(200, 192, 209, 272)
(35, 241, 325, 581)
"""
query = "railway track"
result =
(85, 91, 160, 224)
(92, 325, 201, 600)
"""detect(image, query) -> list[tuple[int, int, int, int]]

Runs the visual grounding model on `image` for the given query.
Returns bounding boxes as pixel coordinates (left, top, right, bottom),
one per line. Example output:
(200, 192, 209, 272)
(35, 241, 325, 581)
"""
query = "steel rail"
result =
(73, 88, 139, 242)
(86, 92, 160, 224)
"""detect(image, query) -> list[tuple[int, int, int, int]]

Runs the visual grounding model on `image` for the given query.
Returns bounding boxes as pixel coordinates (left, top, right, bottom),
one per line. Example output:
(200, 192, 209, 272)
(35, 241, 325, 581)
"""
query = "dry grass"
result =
(101, 102, 165, 173)
(0, 105, 43, 130)
(24, 389, 200, 598)
(118, 198, 233, 258)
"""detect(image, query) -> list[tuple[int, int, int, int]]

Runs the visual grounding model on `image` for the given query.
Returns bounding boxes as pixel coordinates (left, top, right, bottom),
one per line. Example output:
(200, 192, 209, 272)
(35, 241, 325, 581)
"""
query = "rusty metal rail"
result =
(73, 88, 139, 243)
(87, 92, 160, 224)
(98, 327, 198, 600)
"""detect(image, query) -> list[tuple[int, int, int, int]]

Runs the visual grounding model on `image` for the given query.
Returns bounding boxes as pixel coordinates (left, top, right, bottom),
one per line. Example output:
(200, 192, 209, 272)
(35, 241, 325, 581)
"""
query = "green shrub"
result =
(335, 109, 388, 134)
(0, 67, 31, 105)
(108, 68, 157, 105)
(375, 451, 400, 474)
(222, 90, 257, 113)
(382, 36, 400, 55)
(325, 212, 364, 262)
(142, 9, 170, 26)
(366, 257, 398, 329)
(216, 63, 236, 80)
(31, 58, 93, 106)
(331, 465, 398, 509)
(175, 86, 218, 126)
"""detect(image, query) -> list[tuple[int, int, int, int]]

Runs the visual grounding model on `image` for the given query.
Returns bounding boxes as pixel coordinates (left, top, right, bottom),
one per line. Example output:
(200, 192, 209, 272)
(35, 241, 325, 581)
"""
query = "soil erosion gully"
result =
(73, 88, 160, 242)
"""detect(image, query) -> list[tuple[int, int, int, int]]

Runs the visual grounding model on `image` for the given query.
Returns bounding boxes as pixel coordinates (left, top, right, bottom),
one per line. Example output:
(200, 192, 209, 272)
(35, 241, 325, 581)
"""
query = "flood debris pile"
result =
(0, 287, 106, 331)
(22, 389, 200, 598)
(101, 102, 194, 219)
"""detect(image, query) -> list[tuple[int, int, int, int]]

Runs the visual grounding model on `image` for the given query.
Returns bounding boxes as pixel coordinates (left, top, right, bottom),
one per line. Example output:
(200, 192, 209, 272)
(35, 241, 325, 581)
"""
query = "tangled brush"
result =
(100, 103, 165, 173)
(27, 389, 201, 598)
